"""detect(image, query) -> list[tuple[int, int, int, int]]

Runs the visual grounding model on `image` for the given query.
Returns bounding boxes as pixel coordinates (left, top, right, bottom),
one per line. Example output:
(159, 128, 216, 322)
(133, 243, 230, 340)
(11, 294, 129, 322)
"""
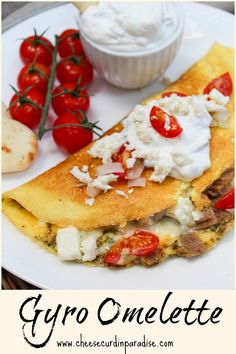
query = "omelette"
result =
(2, 43, 234, 267)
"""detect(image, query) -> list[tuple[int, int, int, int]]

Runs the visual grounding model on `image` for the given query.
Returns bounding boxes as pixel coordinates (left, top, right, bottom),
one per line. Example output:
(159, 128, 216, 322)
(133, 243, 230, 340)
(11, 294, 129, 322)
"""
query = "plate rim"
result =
(2, 2, 234, 289)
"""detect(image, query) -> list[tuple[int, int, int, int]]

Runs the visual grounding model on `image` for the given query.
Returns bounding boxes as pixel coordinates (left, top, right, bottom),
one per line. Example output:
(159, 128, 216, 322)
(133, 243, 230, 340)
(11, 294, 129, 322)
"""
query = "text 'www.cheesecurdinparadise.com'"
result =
(56, 334, 174, 353)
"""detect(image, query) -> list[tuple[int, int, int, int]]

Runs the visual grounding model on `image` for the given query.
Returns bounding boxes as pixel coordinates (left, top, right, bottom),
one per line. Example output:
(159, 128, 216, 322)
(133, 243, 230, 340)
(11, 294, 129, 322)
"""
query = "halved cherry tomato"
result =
(112, 144, 132, 180)
(105, 230, 159, 265)
(58, 29, 84, 58)
(150, 106, 183, 138)
(162, 92, 187, 98)
(52, 82, 90, 115)
(128, 230, 159, 257)
(20, 34, 54, 66)
(17, 62, 50, 94)
(104, 238, 127, 265)
(214, 188, 234, 209)
(204, 72, 233, 96)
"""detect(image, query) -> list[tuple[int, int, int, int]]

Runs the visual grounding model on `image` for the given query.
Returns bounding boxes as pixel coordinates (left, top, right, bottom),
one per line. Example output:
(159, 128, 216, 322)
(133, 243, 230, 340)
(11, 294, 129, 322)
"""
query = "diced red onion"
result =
(86, 184, 100, 198)
(126, 159, 144, 179)
(128, 177, 146, 187)
(97, 162, 124, 176)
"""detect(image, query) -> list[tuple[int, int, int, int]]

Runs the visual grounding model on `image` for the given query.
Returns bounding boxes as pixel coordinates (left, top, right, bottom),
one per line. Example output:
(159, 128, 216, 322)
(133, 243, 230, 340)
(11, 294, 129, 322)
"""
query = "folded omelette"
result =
(2, 43, 234, 267)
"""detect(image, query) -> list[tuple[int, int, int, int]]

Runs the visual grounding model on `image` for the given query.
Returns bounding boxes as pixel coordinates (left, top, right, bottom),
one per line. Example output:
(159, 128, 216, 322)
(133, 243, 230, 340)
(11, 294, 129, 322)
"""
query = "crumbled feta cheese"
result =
(207, 105, 229, 125)
(88, 133, 124, 163)
(126, 157, 136, 168)
(168, 197, 202, 229)
(171, 197, 194, 226)
(91, 174, 117, 191)
(164, 114, 171, 131)
(150, 169, 170, 183)
(159, 92, 229, 122)
(86, 184, 100, 198)
(56, 227, 81, 261)
(70, 166, 92, 184)
(159, 94, 180, 113)
(82, 165, 89, 172)
(128, 188, 134, 194)
(149, 156, 172, 183)
(132, 106, 152, 143)
(192, 210, 203, 221)
(209, 89, 229, 106)
(85, 198, 95, 206)
(70, 167, 118, 202)
(124, 142, 134, 151)
(116, 190, 128, 198)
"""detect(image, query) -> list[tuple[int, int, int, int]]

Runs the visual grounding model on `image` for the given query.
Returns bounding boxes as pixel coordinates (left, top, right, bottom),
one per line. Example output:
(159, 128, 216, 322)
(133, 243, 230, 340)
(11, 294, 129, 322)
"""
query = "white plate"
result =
(2, 2, 234, 289)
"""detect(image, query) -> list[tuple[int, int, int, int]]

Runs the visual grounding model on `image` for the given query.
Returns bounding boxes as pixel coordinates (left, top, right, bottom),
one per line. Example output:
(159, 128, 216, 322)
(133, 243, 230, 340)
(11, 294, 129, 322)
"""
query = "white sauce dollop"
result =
(80, 2, 180, 53)
(123, 99, 212, 182)
(89, 90, 229, 184)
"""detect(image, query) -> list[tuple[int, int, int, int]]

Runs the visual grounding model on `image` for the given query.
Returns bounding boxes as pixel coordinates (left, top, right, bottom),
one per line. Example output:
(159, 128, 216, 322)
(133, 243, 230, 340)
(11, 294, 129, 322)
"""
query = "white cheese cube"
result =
(81, 230, 102, 261)
(56, 227, 81, 261)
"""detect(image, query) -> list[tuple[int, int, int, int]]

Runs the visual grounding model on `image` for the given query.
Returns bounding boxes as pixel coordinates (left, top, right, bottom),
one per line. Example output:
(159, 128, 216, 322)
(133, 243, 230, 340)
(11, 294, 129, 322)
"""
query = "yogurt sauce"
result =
(89, 90, 229, 183)
(80, 2, 181, 53)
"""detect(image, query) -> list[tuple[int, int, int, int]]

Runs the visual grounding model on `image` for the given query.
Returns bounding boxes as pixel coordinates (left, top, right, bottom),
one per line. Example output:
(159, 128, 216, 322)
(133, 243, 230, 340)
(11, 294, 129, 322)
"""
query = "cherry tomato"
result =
(52, 111, 93, 154)
(204, 72, 233, 96)
(128, 230, 160, 256)
(52, 83, 90, 116)
(58, 29, 84, 58)
(214, 188, 234, 209)
(9, 87, 45, 129)
(20, 34, 54, 66)
(56, 56, 93, 86)
(162, 92, 187, 98)
(17, 62, 50, 94)
(112, 144, 132, 180)
(150, 106, 183, 138)
(104, 238, 127, 265)
(105, 230, 159, 265)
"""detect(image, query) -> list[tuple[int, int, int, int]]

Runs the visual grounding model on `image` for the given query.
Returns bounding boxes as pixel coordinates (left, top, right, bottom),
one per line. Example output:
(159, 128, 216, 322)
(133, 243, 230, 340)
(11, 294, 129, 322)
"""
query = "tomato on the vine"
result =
(9, 87, 45, 129)
(52, 82, 90, 116)
(58, 29, 84, 58)
(20, 32, 54, 66)
(17, 62, 50, 94)
(52, 111, 93, 154)
(56, 56, 93, 86)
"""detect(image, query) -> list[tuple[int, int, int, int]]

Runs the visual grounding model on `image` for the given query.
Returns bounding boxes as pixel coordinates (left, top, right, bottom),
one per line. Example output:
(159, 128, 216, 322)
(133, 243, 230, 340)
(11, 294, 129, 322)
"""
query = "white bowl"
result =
(80, 3, 185, 89)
